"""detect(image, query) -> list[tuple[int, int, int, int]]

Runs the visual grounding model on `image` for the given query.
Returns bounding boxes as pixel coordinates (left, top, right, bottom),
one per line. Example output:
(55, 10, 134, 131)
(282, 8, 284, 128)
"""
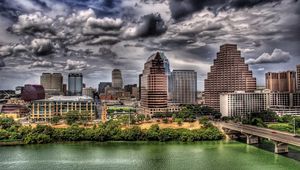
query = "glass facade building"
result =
(68, 73, 83, 96)
(171, 70, 197, 104)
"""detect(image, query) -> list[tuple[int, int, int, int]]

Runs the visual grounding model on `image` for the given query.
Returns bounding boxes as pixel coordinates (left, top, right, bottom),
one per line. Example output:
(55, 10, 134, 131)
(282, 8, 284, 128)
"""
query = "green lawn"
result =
(267, 123, 300, 134)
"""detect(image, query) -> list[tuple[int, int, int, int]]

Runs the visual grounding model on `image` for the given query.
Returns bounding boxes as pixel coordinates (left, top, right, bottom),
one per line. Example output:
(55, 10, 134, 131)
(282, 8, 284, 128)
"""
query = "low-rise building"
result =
(220, 90, 300, 117)
(0, 104, 30, 120)
(31, 96, 95, 122)
(220, 90, 270, 117)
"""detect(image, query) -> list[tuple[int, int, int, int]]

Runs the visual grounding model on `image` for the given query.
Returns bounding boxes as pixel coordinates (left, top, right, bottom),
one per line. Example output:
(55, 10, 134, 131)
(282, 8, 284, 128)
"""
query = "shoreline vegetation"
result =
(0, 117, 224, 145)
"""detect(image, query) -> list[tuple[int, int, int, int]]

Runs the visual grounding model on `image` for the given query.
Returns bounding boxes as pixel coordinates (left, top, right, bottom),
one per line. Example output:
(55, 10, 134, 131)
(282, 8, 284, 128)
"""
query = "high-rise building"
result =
(265, 71, 296, 93)
(68, 73, 83, 96)
(98, 82, 112, 94)
(40, 73, 63, 95)
(171, 70, 197, 104)
(141, 52, 168, 115)
(204, 44, 256, 111)
(159, 52, 172, 99)
(112, 69, 123, 88)
(62, 84, 67, 96)
(138, 74, 142, 100)
(124, 84, 138, 98)
(297, 65, 300, 91)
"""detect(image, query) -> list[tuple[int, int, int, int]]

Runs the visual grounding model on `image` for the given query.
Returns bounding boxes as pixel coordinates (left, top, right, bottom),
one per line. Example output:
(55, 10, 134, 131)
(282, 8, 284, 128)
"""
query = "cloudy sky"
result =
(0, 0, 300, 90)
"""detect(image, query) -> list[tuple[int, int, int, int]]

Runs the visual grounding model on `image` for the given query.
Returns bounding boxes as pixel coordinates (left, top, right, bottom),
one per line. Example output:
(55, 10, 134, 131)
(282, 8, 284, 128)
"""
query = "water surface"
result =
(0, 141, 300, 170)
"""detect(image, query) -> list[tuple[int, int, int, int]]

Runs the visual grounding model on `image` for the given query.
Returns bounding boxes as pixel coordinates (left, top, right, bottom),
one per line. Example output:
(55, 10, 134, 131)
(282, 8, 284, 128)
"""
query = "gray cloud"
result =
(123, 13, 167, 38)
(246, 48, 292, 65)
(31, 38, 54, 55)
(65, 59, 89, 71)
(0, 59, 5, 67)
(168, 0, 284, 19)
(31, 60, 53, 67)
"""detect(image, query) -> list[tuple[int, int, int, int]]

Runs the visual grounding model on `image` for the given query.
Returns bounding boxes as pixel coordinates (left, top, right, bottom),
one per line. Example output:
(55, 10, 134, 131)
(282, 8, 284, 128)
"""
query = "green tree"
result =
(65, 111, 80, 125)
(51, 116, 61, 124)
(0, 117, 17, 129)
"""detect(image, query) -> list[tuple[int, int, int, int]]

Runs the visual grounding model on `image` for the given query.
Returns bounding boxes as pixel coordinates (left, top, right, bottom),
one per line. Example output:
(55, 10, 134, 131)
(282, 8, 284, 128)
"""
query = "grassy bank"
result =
(267, 123, 300, 134)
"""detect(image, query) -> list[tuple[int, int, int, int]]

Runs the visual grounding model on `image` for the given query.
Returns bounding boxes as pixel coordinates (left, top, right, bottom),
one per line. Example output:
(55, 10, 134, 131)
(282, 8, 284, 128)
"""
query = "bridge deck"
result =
(218, 122, 300, 147)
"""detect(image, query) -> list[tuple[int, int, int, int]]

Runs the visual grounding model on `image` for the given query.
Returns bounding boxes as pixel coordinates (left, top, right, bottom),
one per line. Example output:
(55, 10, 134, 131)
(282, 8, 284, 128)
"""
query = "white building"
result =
(220, 90, 300, 117)
(220, 90, 270, 117)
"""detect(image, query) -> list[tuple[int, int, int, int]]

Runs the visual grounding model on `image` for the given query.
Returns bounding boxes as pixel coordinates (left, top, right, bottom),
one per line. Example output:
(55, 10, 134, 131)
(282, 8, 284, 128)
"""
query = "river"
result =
(0, 141, 300, 170)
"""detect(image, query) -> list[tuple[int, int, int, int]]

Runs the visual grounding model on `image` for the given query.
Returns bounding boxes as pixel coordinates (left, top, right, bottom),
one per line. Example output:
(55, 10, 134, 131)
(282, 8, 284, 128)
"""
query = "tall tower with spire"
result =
(141, 52, 168, 115)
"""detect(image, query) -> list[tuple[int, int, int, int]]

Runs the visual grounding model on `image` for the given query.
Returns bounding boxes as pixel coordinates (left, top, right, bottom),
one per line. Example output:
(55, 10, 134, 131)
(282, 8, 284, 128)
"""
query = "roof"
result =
(147, 52, 168, 62)
(34, 95, 93, 102)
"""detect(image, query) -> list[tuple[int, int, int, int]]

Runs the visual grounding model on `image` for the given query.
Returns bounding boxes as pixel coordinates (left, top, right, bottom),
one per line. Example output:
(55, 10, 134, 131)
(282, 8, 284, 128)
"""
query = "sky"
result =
(0, 0, 300, 90)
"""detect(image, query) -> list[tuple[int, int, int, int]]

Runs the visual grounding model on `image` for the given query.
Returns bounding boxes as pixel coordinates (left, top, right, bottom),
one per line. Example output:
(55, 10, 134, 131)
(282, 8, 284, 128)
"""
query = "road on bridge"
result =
(216, 122, 300, 147)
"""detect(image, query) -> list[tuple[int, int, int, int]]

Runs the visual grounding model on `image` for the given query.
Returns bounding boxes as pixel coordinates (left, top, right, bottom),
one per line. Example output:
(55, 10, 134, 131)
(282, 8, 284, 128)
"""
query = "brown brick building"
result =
(141, 52, 168, 115)
(204, 44, 257, 111)
(265, 71, 296, 93)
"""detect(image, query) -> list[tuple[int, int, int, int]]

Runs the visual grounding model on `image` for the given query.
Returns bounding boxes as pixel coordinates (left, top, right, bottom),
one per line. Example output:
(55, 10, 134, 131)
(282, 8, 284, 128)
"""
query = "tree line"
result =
(0, 117, 224, 144)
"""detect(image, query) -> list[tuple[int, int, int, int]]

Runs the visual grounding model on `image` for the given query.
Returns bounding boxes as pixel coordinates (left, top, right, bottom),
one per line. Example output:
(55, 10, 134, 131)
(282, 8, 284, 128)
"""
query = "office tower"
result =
(68, 73, 83, 96)
(21, 84, 45, 101)
(171, 70, 197, 104)
(124, 84, 138, 98)
(112, 69, 123, 88)
(159, 52, 172, 97)
(62, 84, 67, 95)
(124, 84, 137, 93)
(266, 71, 296, 93)
(297, 65, 300, 91)
(98, 82, 112, 94)
(204, 44, 256, 111)
(138, 74, 142, 100)
(141, 52, 168, 115)
(40, 73, 63, 95)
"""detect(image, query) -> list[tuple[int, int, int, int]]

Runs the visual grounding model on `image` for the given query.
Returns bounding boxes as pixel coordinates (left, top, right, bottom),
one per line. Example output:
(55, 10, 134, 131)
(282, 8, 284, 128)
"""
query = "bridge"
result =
(215, 122, 300, 154)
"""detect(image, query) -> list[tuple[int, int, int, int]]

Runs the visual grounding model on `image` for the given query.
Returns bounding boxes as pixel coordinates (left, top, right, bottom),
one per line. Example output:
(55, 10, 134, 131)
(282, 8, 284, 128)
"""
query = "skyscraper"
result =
(158, 52, 172, 100)
(297, 65, 300, 91)
(141, 52, 168, 115)
(265, 71, 296, 93)
(204, 44, 256, 111)
(98, 82, 112, 94)
(171, 70, 197, 104)
(112, 69, 123, 88)
(138, 74, 142, 100)
(68, 73, 83, 96)
(40, 73, 63, 95)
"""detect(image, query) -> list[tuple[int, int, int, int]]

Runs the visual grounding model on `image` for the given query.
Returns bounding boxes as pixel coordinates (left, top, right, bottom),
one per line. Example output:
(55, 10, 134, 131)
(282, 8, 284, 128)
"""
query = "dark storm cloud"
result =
(0, 60, 5, 67)
(123, 13, 167, 38)
(31, 39, 54, 56)
(169, 0, 283, 19)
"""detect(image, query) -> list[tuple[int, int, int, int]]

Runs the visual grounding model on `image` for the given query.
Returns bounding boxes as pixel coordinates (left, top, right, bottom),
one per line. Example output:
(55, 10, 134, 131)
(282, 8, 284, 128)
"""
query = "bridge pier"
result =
(274, 141, 288, 154)
(246, 135, 259, 145)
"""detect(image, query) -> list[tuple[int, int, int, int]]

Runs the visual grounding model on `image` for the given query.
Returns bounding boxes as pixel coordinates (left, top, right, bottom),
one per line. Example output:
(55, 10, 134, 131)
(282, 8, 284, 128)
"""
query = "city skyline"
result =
(1, 0, 300, 90)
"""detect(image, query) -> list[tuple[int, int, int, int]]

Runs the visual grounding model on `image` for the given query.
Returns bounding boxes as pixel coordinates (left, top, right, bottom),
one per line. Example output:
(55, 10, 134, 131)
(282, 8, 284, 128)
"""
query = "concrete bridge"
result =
(215, 122, 300, 154)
